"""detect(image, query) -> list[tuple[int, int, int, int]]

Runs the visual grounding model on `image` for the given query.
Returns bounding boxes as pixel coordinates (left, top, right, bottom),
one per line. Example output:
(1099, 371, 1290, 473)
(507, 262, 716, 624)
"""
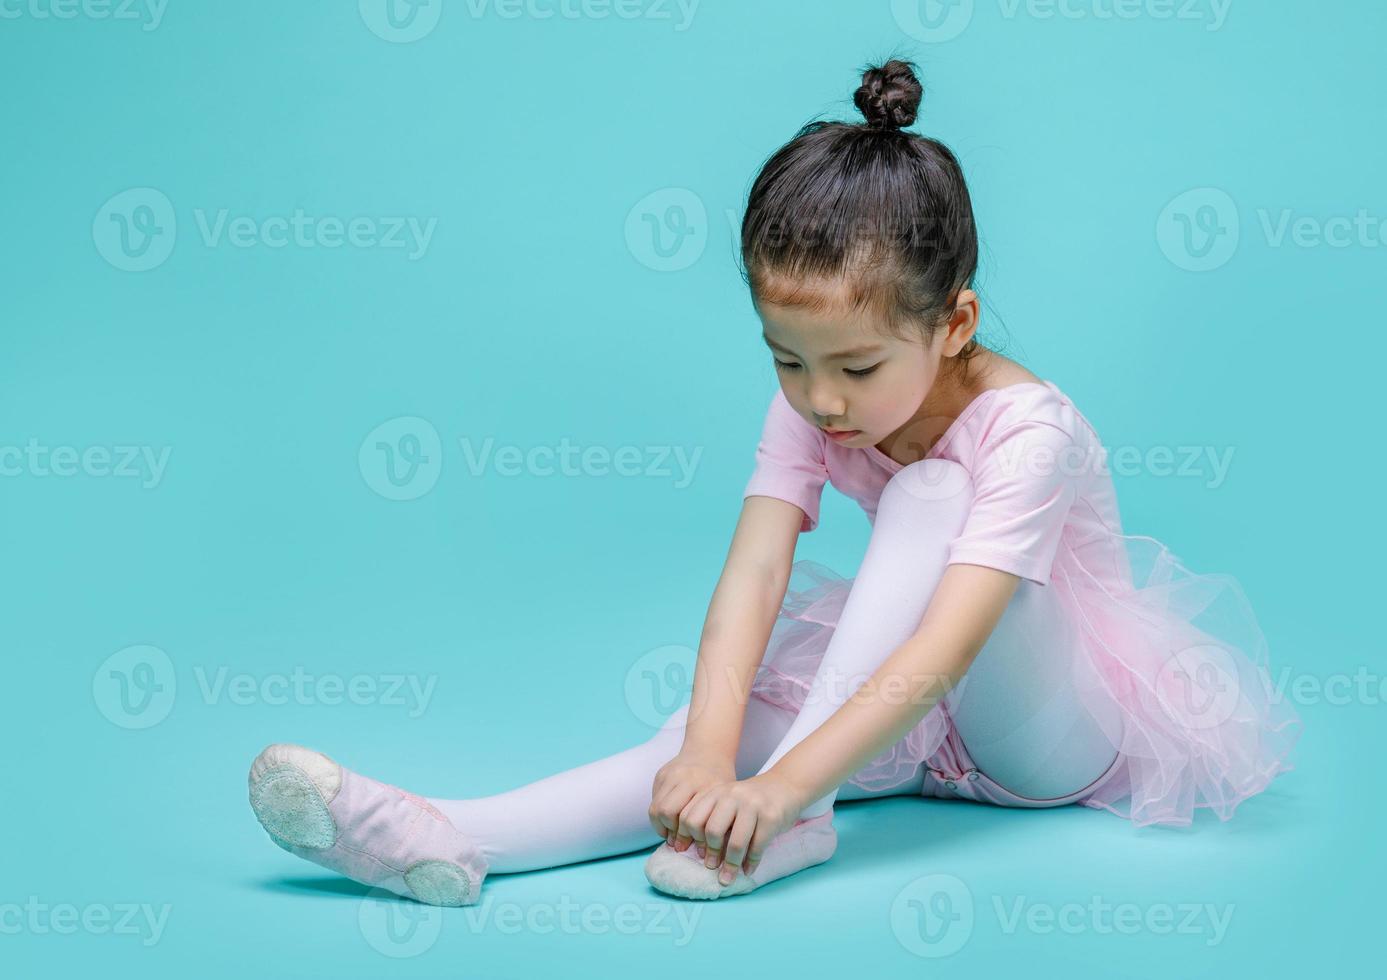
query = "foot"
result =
(247, 743, 488, 907)
(642, 811, 837, 899)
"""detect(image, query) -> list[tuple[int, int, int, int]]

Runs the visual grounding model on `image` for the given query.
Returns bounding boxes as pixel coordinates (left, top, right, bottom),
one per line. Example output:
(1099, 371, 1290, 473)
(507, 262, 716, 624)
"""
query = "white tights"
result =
(430, 459, 1121, 874)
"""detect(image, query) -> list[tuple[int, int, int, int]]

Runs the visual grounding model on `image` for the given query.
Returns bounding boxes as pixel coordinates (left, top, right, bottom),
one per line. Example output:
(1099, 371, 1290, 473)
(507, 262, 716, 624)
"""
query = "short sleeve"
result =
(946, 420, 1084, 586)
(742, 390, 829, 533)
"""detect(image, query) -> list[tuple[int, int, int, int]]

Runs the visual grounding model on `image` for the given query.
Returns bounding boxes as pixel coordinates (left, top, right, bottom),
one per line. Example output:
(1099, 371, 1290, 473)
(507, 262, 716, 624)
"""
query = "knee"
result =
(880, 458, 974, 514)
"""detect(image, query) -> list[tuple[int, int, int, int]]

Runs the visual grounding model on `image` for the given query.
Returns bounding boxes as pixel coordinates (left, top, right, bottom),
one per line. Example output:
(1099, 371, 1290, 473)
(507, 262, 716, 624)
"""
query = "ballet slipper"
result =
(643, 811, 837, 899)
(247, 743, 488, 907)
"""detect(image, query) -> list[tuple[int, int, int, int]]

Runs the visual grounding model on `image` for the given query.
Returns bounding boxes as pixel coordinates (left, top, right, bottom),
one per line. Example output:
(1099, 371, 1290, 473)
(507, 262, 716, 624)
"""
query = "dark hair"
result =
(738, 57, 992, 376)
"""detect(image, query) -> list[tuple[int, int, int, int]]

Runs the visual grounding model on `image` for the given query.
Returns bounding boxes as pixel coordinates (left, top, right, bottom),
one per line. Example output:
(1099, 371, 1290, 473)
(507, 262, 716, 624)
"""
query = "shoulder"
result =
(960, 382, 1103, 493)
(976, 382, 1089, 448)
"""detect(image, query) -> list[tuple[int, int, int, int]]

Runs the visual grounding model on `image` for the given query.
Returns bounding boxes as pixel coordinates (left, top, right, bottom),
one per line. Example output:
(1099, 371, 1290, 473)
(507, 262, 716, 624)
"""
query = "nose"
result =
(807, 377, 844, 422)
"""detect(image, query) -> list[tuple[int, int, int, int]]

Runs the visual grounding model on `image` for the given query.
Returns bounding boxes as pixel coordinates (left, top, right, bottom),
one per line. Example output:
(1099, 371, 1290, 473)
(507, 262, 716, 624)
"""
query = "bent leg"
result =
(754, 458, 977, 818)
(945, 578, 1122, 801)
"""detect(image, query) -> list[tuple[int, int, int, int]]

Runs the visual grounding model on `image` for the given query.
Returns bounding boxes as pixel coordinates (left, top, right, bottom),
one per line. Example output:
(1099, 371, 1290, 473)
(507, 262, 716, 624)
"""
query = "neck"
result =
(874, 353, 993, 464)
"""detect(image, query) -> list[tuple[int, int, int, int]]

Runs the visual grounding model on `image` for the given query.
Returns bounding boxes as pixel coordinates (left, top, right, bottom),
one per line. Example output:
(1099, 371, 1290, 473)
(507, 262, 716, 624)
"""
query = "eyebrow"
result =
(762, 333, 885, 361)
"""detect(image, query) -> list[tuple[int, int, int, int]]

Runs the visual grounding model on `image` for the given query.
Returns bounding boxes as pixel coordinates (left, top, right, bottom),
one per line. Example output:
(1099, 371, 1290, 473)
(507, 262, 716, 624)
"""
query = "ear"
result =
(941, 289, 980, 356)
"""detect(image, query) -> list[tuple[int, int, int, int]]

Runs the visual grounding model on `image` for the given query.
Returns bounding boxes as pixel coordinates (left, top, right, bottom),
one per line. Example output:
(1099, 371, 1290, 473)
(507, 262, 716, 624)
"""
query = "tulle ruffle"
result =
(748, 532, 1303, 828)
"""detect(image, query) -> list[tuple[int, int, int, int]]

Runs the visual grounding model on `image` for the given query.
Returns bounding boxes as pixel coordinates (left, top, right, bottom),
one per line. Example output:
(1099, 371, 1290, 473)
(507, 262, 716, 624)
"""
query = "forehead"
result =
(756, 297, 897, 359)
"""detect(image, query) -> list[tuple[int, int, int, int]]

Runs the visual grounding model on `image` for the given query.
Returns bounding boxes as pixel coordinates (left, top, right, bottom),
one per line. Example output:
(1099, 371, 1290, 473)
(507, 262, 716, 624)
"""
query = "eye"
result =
(845, 364, 880, 378)
(773, 359, 802, 372)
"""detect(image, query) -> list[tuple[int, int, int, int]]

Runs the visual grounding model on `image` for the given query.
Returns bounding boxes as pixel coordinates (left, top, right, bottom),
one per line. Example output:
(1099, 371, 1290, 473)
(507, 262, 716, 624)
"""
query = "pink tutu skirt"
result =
(748, 530, 1304, 829)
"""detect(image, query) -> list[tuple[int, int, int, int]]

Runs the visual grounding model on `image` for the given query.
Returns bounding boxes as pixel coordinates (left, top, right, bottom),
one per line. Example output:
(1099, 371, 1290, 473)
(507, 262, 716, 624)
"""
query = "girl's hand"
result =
(649, 748, 736, 851)
(677, 771, 810, 885)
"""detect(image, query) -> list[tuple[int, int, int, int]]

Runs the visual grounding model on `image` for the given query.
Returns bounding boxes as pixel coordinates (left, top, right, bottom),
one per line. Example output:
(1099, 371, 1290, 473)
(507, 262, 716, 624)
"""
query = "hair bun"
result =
(853, 59, 923, 131)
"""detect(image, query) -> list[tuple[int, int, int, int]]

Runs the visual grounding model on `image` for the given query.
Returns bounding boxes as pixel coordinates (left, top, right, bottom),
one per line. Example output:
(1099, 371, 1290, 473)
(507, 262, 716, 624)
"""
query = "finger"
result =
(653, 787, 690, 843)
(648, 803, 669, 840)
(679, 791, 715, 846)
(720, 812, 756, 883)
(702, 800, 738, 869)
(743, 823, 774, 876)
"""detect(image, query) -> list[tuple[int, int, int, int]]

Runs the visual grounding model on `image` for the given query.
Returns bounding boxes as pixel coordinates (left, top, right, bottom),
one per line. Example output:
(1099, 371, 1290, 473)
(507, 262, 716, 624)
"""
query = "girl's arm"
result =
(677, 493, 806, 762)
(767, 562, 1023, 805)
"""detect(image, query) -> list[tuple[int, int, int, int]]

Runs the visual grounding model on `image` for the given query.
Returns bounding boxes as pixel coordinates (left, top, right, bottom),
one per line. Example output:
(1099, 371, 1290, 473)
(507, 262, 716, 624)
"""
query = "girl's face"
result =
(755, 285, 980, 455)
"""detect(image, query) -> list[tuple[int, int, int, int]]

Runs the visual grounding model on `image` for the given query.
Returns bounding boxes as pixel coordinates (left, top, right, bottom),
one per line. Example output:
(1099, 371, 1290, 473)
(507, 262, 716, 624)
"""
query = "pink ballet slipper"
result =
(643, 811, 837, 899)
(247, 743, 488, 907)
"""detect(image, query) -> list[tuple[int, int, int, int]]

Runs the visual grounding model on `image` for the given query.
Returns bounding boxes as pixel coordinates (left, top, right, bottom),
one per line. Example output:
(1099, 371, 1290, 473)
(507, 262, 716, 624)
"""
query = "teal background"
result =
(1, 0, 1379, 975)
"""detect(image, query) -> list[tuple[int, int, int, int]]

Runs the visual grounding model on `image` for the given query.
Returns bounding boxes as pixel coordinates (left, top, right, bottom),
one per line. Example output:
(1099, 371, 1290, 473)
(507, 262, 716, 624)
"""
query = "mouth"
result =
(821, 427, 861, 440)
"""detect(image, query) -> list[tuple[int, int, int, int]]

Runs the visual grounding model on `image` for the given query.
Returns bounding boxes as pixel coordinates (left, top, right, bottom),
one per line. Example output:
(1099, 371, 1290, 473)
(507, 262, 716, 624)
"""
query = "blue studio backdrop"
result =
(1, 1, 1379, 976)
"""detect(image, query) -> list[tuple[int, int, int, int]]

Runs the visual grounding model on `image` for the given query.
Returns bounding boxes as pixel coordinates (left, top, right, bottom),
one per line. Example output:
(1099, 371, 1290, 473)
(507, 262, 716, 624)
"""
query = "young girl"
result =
(247, 58, 1302, 906)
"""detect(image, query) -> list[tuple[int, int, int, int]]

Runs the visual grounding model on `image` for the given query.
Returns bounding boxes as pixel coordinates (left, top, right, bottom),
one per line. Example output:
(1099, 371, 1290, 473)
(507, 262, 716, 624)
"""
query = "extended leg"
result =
(247, 692, 925, 904)
(430, 691, 921, 875)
